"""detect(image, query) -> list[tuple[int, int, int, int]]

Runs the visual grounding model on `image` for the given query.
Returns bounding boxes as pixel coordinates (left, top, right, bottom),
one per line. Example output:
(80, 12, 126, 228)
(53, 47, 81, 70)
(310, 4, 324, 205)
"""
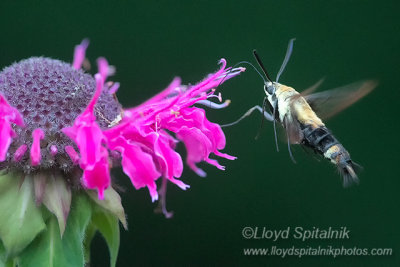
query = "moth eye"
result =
(267, 85, 275, 95)
(264, 83, 275, 95)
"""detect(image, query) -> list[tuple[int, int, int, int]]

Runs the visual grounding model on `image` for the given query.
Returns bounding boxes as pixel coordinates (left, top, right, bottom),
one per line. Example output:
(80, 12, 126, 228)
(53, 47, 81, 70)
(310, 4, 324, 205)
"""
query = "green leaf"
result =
(91, 208, 120, 267)
(0, 225, 16, 267)
(18, 194, 92, 267)
(83, 223, 96, 265)
(0, 174, 45, 256)
(87, 187, 127, 229)
(61, 194, 92, 266)
(18, 216, 67, 267)
(0, 241, 6, 267)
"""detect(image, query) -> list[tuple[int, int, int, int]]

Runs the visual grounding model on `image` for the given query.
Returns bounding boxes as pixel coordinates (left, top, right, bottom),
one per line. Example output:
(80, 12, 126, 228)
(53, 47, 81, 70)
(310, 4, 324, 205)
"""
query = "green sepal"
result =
(0, 242, 15, 267)
(87, 206, 121, 267)
(17, 216, 66, 267)
(0, 241, 5, 266)
(0, 174, 46, 257)
(87, 187, 127, 229)
(17, 193, 92, 267)
(42, 174, 72, 236)
(0, 171, 123, 267)
(61, 193, 92, 266)
(83, 222, 96, 265)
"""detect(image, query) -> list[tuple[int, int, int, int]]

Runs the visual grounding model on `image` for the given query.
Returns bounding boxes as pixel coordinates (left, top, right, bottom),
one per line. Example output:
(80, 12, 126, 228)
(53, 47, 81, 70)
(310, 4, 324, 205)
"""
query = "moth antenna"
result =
(255, 97, 268, 140)
(253, 50, 273, 83)
(276, 38, 296, 83)
(272, 104, 279, 152)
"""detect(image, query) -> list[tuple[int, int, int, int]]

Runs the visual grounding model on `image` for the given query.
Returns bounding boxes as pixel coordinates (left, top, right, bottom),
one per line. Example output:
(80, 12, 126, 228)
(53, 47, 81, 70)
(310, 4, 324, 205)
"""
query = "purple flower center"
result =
(0, 57, 121, 174)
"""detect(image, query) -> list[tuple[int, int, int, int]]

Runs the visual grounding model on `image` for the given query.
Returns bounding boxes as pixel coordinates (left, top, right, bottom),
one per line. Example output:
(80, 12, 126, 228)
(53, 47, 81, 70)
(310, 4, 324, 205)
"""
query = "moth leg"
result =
(221, 105, 273, 127)
(286, 132, 297, 164)
(195, 99, 231, 109)
(255, 97, 270, 140)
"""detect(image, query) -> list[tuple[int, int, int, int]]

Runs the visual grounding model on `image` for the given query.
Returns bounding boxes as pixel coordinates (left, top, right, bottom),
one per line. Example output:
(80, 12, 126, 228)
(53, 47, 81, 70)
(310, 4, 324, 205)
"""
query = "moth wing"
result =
(300, 77, 325, 96)
(303, 80, 377, 120)
(283, 113, 304, 144)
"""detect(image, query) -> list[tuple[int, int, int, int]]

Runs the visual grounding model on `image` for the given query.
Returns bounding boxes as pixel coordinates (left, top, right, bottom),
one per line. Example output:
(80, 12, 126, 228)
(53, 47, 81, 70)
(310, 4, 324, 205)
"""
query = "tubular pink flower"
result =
(0, 93, 25, 161)
(110, 136, 160, 202)
(97, 57, 110, 82)
(0, 40, 245, 226)
(14, 144, 28, 162)
(62, 73, 110, 198)
(62, 74, 105, 169)
(65, 146, 79, 164)
(103, 60, 244, 205)
(30, 128, 44, 166)
(151, 131, 186, 188)
(81, 147, 110, 200)
(50, 145, 58, 156)
(72, 39, 89, 70)
(64, 42, 243, 204)
(108, 82, 120, 94)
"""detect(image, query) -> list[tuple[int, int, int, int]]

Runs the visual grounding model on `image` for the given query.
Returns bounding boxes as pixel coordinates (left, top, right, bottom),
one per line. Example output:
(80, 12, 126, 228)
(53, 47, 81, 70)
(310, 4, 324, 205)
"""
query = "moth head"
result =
(264, 81, 276, 96)
(255, 38, 296, 98)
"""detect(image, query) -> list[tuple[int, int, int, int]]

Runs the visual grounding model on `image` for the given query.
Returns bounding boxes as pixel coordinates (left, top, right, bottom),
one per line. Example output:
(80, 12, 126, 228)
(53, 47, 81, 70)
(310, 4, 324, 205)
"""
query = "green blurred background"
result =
(1, 0, 399, 266)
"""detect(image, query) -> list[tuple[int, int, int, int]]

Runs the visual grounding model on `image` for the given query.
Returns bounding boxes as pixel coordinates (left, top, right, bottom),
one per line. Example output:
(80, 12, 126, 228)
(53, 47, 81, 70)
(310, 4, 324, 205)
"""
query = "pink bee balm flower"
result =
(102, 60, 244, 215)
(0, 39, 244, 265)
(0, 39, 244, 216)
(0, 93, 25, 161)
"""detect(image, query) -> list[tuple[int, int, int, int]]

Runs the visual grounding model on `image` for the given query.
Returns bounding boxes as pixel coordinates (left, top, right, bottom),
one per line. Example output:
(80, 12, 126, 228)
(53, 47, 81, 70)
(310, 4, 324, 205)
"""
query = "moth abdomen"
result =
(301, 125, 359, 186)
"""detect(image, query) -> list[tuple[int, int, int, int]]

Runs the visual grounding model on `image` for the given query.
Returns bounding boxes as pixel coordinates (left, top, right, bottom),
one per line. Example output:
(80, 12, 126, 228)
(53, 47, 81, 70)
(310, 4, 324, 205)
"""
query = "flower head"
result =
(103, 59, 243, 204)
(0, 40, 244, 209)
(0, 39, 244, 265)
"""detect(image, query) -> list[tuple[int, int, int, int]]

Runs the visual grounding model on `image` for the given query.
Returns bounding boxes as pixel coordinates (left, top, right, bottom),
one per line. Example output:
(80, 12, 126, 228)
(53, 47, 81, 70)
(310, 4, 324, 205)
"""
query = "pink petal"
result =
(152, 132, 183, 178)
(62, 74, 105, 169)
(65, 145, 79, 164)
(176, 126, 213, 171)
(180, 107, 227, 149)
(97, 57, 109, 82)
(103, 59, 242, 200)
(185, 59, 226, 98)
(86, 73, 104, 113)
(113, 137, 161, 202)
(75, 124, 104, 169)
(166, 107, 227, 152)
(61, 126, 77, 141)
(138, 77, 181, 108)
(0, 95, 25, 127)
(0, 119, 14, 161)
(0, 94, 25, 161)
(81, 148, 111, 200)
(50, 145, 58, 156)
(152, 132, 188, 189)
(72, 39, 89, 70)
(214, 150, 236, 160)
(108, 82, 120, 94)
(205, 158, 225, 170)
(14, 144, 28, 162)
(30, 128, 44, 166)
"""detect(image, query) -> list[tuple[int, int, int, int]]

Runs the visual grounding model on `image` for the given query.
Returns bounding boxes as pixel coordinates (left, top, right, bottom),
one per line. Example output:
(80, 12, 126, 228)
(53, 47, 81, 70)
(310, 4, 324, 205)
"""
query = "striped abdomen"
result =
(301, 125, 359, 186)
